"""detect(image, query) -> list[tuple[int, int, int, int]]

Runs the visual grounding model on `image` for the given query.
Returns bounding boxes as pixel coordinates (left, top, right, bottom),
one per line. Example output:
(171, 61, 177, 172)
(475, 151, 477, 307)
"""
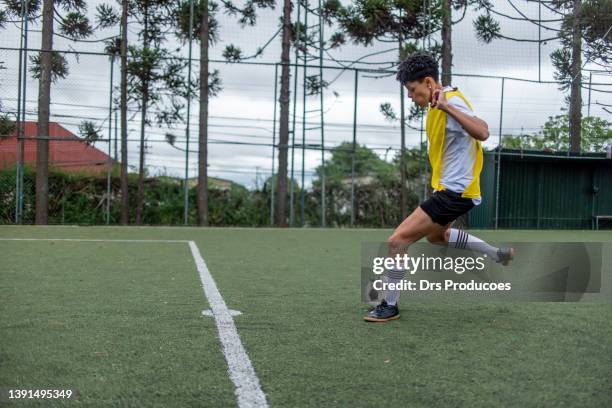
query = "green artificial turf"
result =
(1, 226, 611, 407)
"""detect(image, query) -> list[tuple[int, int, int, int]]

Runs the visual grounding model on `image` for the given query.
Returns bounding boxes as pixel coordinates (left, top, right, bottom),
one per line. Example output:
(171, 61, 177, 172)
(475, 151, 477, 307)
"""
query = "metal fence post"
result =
(319, 0, 326, 228)
(495, 77, 505, 229)
(106, 55, 115, 225)
(270, 63, 278, 226)
(16, 2, 30, 224)
(183, 0, 194, 226)
(587, 72, 592, 117)
(350, 69, 358, 227)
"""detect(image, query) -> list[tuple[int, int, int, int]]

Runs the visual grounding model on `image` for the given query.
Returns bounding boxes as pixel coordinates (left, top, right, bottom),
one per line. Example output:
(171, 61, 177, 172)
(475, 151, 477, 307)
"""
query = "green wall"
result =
(470, 150, 612, 230)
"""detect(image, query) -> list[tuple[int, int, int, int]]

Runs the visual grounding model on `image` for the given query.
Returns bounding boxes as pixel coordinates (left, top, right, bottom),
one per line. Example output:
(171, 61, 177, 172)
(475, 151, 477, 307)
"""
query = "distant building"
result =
(0, 121, 114, 175)
(159, 175, 238, 191)
(187, 176, 235, 191)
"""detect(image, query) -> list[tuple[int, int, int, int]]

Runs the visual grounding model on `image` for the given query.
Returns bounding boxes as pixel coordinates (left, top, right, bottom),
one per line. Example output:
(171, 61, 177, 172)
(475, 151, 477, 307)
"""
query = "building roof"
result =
(0, 121, 114, 175)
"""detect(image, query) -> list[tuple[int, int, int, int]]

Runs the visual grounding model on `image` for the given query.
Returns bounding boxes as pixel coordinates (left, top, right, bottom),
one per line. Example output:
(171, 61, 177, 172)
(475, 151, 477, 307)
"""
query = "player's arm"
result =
(432, 90, 489, 141)
(444, 105, 489, 141)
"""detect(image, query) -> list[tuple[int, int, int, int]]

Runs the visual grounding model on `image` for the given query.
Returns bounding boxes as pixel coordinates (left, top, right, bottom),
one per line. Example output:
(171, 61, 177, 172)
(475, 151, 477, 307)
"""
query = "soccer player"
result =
(364, 52, 514, 322)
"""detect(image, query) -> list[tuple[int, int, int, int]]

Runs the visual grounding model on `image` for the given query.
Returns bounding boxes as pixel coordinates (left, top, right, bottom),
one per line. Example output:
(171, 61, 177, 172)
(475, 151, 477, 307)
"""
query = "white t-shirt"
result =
(438, 86, 482, 205)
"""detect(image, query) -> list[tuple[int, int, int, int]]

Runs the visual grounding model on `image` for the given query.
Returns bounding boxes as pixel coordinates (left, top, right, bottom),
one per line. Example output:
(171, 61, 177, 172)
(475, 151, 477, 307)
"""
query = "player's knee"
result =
(426, 232, 445, 245)
(426, 234, 438, 244)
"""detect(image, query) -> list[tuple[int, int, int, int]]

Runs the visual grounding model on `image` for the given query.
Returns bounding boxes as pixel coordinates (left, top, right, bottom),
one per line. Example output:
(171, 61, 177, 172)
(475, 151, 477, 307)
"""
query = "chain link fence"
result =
(1, 46, 610, 227)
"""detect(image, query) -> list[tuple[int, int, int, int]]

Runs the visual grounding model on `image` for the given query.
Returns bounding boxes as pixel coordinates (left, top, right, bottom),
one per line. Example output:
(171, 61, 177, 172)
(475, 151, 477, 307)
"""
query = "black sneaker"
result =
(496, 247, 515, 266)
(363, 300, 400, 322)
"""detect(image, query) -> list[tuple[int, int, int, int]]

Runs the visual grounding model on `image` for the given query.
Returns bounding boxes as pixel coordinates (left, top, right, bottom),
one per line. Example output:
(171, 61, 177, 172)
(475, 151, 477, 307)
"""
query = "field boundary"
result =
(0, 237, 268, 408)
(0, 238, 190, 243)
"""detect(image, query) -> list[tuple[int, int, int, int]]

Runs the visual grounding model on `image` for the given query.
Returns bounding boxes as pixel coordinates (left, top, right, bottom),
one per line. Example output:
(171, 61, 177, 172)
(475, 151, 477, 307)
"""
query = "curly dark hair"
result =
(396, 52, 439, 84)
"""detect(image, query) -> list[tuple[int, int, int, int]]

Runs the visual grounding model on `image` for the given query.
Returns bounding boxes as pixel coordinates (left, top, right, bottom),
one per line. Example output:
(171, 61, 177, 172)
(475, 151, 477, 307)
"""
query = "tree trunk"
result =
(276, 0, 292, 227)
(136, 4, 149, 225)
(136, 88, 148, 224)
(569, 0, 582, 153)
(120, 0, 129, 225)
(35, 0, 53, 225)
(441, 0, 452, 87)
(198, 0, 210, 226)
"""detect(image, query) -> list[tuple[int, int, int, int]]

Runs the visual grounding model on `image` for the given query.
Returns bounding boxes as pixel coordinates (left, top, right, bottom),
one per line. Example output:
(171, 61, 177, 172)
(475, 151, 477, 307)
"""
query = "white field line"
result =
(0, 237, 267, 407)
(188, 241, 268, 408)
(0, 238, 189, 243)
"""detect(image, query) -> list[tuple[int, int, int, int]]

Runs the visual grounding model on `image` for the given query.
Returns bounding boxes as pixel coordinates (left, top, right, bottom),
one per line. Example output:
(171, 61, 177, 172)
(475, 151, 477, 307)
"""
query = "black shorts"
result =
(420, 190, 475, 226)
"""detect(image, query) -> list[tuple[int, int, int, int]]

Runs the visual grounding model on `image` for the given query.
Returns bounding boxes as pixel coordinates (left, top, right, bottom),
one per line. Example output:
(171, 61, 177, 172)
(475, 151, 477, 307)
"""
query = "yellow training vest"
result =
(425, 88, 483, 199)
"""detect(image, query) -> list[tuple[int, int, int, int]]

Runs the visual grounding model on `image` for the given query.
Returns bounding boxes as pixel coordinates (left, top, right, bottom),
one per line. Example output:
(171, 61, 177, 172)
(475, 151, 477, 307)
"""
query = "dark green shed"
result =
(470, 149, 612, 229)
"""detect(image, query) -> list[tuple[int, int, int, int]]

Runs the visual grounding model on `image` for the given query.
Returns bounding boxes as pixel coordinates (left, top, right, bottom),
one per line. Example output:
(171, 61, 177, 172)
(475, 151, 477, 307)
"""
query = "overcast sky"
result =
(1, 0, 610, 188)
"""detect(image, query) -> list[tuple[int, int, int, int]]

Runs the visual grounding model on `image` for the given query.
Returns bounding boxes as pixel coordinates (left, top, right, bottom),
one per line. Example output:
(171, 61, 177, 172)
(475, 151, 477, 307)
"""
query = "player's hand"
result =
(431, 89, 448, 111)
